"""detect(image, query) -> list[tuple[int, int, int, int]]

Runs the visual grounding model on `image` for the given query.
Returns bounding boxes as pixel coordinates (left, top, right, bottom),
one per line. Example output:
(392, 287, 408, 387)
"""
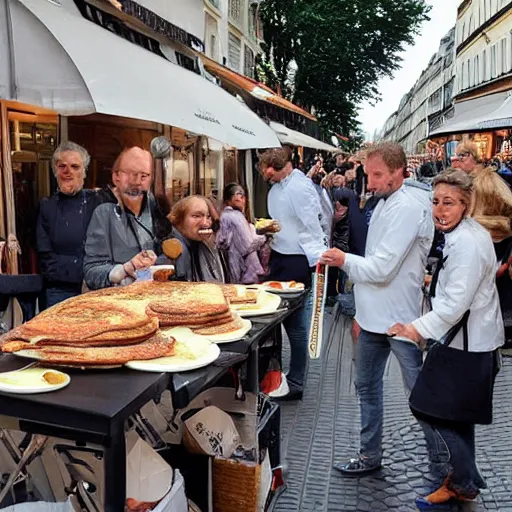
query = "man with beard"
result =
(37, 142, 101, 308)
(84, 147, 171, 290)
(320, 142, 438, 477)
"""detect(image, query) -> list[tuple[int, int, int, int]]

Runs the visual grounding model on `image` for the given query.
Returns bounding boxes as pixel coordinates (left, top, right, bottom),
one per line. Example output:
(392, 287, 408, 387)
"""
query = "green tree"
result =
(258, 0, 430, 138)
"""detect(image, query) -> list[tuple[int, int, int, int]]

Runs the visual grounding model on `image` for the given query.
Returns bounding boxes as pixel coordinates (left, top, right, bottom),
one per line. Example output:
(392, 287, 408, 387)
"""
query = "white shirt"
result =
(413, 218, 504, 352)
(343, 184, 434, 334)
(268, 169, 328, 266)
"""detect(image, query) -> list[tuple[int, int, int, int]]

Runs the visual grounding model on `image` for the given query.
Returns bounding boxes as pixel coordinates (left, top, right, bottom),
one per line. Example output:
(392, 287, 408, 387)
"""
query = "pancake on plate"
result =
(14, 332, 175, 366)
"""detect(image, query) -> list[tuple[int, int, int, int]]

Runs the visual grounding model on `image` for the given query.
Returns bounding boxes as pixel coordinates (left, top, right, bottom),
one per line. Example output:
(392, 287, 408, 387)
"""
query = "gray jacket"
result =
(83, 201, 156, 290)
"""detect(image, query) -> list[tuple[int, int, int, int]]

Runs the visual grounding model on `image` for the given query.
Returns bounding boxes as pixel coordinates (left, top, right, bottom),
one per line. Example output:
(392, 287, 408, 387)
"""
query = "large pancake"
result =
(20, 297, 152, 341)
(0, 318, 159, 351)
(192, 315, 244, 335)
(13, 333, 175, 365)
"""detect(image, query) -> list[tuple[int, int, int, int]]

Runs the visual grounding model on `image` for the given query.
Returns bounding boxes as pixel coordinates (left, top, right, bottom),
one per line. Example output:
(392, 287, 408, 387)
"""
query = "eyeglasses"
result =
(118, 170, 152, 181)
(455, 152, 471, 159)
(234, 191, 246, 198)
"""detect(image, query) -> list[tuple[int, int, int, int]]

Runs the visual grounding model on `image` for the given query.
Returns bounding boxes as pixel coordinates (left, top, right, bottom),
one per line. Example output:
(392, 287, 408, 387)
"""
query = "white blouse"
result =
(413, 218, 504, 352)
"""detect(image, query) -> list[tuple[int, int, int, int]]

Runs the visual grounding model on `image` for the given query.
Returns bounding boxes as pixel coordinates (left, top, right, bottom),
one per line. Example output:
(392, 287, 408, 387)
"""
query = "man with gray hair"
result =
(36, 141, 101, 308)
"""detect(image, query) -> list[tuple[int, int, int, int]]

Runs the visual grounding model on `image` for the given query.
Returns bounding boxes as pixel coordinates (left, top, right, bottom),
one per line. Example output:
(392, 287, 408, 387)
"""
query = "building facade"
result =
(379, 28, 456, 154)
(203, 0, 263, 78)
(427, 0, 512, 160)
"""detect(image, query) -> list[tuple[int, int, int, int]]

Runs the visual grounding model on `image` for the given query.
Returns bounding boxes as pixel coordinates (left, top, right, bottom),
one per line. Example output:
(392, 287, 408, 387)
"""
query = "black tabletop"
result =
(0, 355, 169, 435)
(0, 293, 304, 436)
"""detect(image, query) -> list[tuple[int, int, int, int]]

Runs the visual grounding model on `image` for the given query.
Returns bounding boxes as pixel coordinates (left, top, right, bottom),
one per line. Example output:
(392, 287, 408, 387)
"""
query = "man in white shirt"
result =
(320, 142, 435, 475)
(260, 147, 328, 400)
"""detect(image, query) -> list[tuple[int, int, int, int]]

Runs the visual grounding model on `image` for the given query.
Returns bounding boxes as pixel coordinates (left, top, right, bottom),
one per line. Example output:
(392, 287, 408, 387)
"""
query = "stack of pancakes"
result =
(89, 281, 245, 335)
(0, 280, 249, 366)
(140, 282, 245, 335)
(220, 285, 259, 305)
(0, 296, 174, 366)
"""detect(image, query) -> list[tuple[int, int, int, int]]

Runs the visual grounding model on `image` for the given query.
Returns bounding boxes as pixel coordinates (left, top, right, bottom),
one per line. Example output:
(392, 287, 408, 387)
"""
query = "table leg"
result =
(104, 423, 126, 512)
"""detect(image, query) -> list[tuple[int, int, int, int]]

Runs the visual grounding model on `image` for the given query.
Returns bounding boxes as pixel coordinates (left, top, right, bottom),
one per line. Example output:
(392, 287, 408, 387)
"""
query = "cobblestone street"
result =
(276, 307, 512, 512)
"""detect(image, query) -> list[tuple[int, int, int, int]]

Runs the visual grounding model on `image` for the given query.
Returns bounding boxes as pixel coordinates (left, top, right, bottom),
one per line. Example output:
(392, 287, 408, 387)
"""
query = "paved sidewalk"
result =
(275, 307, 512, 512)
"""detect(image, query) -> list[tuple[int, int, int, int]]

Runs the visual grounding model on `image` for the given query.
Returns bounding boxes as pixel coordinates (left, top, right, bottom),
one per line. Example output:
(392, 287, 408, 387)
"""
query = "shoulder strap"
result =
(444, 310, 470, 350)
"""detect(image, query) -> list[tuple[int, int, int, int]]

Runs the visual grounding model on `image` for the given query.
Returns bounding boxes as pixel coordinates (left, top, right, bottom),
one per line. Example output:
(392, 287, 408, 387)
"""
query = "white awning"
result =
(0, 0, 281, 150)
(269, 121, 337, 152)
(429, 92, 510, 137)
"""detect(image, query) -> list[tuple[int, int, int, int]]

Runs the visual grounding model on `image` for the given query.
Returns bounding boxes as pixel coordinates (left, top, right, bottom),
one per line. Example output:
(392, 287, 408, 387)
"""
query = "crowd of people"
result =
(33, 138, 512, 509)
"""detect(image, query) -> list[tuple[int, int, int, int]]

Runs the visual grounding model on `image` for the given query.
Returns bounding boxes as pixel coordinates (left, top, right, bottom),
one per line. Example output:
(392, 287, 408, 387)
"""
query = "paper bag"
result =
(183, 406, 240, 458)
(126, 431, 173, 504)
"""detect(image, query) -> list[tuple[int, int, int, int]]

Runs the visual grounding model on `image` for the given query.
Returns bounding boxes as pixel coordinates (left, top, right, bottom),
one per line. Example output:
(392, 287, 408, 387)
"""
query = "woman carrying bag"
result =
(388, 169, 504, 509)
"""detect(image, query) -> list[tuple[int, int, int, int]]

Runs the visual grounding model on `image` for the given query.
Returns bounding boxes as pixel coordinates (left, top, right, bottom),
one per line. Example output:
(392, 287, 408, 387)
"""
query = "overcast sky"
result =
(357, 0, 460, 138)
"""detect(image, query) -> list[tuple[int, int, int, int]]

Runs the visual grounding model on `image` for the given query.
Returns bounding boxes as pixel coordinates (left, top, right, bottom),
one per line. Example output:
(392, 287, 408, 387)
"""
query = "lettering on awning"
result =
(233, 125, 255, 136)
(195, 111, 221, 124)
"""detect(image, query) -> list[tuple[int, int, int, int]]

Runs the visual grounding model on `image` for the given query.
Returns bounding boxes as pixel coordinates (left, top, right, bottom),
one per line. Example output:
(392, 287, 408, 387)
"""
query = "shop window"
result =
(201, 140, 222, 205)
(248, 4, 258, 40)
(9, 119, 57, 274)
(244, 46, 255, 78)
(175, 52, 197, 73)
(165, 149, 192, 204)
(228, 33, 242, 72)
(491, 44, 497, 78)
(500, 38, 507, 75)
(229, 0, 242, 27)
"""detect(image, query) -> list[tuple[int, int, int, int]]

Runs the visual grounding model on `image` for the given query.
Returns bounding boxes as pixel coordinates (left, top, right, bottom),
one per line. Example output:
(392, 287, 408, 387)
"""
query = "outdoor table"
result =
(0, 292, 304, 511)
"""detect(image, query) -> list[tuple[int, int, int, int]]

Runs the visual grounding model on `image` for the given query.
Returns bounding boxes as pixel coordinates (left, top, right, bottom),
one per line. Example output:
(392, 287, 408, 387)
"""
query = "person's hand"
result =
(319, 248, 346, 267)
(424, 274, 432, 287)
(124, 250, 157, 276)
(387, 323, 422, 343)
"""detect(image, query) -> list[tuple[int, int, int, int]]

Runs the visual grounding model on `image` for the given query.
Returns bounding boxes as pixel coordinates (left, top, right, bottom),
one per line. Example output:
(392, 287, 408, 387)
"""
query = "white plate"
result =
(0, 367, 70, 394)
(14, 351, 122, 370)
(230, 291, 282, 317)
(126, 328, 220, 372)
(262, 281, 305, 296)
(203, 318, 252, 344)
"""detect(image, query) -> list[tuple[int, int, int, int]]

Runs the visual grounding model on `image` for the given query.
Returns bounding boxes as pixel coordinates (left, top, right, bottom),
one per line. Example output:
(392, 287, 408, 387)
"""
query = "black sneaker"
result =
(333, 456, 382, 476)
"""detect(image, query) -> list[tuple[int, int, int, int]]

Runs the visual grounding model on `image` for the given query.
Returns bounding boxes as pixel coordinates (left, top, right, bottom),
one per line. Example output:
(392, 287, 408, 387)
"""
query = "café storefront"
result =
(0, 0, 280, 275)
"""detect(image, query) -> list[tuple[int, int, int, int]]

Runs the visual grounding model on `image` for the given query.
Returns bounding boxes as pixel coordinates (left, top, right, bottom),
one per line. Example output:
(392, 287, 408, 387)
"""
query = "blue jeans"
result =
(44, 285, 82, 310)
(427, 423, 485, 494)
(355, 329, 449, 475)
(283, 289, 313, 388)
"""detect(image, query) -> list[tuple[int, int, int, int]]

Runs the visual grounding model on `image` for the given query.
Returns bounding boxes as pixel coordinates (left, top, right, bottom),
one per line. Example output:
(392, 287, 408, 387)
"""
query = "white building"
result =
(203, 0, 263, 78)
(429, 1, 512, 159)
(379, 28, 456, 154)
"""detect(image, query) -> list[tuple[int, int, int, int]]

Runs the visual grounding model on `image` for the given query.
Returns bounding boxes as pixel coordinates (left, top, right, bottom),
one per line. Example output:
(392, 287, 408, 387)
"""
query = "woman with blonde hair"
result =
(453, 142, 483, 174)
(469, 166, 512, 346)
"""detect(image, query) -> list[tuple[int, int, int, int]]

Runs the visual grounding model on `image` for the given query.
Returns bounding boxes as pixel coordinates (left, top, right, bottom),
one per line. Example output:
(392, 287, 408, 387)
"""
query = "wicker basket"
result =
(212, 458, 261, 512)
